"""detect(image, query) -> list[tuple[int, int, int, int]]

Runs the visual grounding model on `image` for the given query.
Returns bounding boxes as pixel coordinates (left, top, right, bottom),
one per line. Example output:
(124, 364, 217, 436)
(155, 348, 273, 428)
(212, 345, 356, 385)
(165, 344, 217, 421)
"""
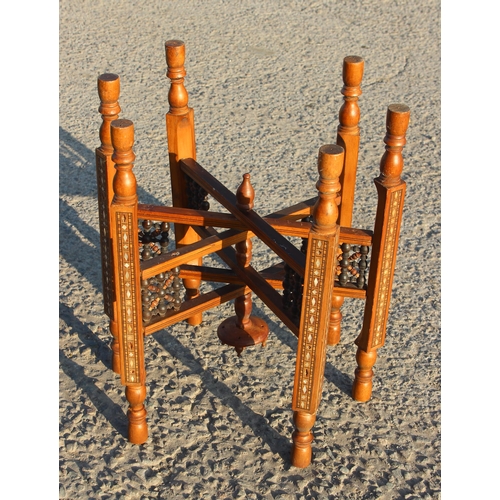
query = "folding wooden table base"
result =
(95, 40, 410, 468)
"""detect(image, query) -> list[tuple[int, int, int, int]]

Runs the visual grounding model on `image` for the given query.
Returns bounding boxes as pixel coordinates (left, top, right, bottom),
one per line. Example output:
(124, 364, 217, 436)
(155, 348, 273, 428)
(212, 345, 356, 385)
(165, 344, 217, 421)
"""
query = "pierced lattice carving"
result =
(138, 219, 184, 325)
(335, 243, 370, 289)
(282, 236, 308, 327)
(283, 218, 371, 327)
(186, 175, 210, 211)
(138, 219, 171, 261)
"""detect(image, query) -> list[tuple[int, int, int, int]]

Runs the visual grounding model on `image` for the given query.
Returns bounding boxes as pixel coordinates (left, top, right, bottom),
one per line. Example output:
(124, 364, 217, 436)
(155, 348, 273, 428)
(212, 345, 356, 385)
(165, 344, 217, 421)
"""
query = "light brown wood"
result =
(96, 73, 121, 374)
(94, 41, 410, 467)
(165, 40, 202, 326)
(109, 119, 147, 444)
(143, 283, 249, 336)
(291, 411, 316, 469)
(198, 225, 301, 336)
(217, 174, 269, 355)
(137, 204, 373, 243)
(327, 295, 344, 345)
(337, 56, 364, 227)
(180, 158, 306, 276)
(291, 145, 344, 467)
(328, 55, 364, 347)
(352, 103, 410, 402)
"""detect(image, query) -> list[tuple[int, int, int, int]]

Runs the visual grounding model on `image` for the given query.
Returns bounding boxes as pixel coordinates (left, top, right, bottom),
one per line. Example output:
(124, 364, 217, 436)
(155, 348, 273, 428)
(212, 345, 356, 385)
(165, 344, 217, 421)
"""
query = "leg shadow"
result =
(153, 328, 292, 463)
(59, 350, 127, 438)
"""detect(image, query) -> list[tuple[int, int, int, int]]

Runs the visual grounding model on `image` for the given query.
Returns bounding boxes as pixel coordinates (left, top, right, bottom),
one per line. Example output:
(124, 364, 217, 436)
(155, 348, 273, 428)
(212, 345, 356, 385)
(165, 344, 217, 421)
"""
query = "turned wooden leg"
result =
(352, 347, 377, 402)
(109, 119, 148, 444)
(126, 384, 148, 444)
(291, 146, 344, 468)
(327, 295, 344, 345)
(351, 105, 410, 403)
(291, 411, 316, 468)
(165, 40, 203, 327)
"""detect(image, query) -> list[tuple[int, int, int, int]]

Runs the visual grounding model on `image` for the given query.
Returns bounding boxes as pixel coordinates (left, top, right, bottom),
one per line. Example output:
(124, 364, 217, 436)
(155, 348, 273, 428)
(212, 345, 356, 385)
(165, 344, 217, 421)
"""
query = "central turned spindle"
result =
(217, 174, 269, 356)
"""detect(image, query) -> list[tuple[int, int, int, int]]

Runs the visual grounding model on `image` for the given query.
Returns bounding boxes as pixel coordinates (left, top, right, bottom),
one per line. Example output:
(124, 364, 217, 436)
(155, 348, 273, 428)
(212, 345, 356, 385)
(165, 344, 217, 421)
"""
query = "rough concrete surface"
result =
(58, 1, 441, 498)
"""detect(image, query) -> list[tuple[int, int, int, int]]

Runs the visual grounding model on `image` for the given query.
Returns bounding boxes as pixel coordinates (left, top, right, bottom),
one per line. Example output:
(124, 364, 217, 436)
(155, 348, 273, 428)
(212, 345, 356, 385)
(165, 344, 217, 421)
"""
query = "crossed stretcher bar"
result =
(137, 158, 372, 337)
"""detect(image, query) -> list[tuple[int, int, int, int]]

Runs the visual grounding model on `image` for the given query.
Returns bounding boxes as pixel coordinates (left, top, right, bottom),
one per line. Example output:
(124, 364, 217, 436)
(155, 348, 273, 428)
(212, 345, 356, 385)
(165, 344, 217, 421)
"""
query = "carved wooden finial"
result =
(313, 144, 344, 234)
(165, 39, 189, 115)
(236, 173, 255, 212)
(338, 56, 364, 133)
(111, 119, 137, 204)
(97, 73, 121, 152)
(379, 104, 410, 186)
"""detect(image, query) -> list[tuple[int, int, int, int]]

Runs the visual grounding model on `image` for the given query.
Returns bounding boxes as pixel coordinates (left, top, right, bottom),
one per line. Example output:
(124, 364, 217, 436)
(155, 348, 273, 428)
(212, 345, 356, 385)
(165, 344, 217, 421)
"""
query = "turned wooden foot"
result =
(291, 411, 316, 468)
(126, 385, 148, 444)
(327, 295, 344, 345)
(352, 347, 377, 402)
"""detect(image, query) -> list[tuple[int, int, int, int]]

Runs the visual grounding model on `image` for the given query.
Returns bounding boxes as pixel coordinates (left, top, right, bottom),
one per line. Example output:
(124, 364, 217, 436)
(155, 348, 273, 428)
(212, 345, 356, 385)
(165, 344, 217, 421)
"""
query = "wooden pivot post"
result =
(328, 55, 364, 346)
(109, 119, 148, 444)
(291, 144, 344, 468)
(217, 174, 269, 356)
(165, 39, 202, 326)
(96, 73, 121, 374)
(352, 103, 410, 402)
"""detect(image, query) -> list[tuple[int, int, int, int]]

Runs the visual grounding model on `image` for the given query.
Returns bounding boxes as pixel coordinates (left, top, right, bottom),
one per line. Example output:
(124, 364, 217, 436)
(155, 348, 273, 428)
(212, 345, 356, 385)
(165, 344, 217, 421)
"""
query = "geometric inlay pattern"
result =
(294, 237, 330, 411)
(115, 211, 141, 384)
(372, 188, 403, 348)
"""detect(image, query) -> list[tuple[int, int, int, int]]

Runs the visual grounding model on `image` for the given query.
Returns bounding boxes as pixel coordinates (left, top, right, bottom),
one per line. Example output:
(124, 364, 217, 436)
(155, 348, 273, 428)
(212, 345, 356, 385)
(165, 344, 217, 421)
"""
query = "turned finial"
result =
(313, 145, 344, 233)
(111, 119, 137, 204)
(165, 39, 189, 115)
(379, 104, 410, 186)
(338, 56, 364, 132)
(236, 173, 255, 212)
(97, 73, 121, 152)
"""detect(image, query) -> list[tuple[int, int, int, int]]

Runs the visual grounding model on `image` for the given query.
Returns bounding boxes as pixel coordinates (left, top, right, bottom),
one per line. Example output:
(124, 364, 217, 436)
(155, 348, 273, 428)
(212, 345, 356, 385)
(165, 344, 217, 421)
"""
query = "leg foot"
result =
(126, 385, 148, 444)
(291, 411, 316, 468)
(352, 347, 377, 402)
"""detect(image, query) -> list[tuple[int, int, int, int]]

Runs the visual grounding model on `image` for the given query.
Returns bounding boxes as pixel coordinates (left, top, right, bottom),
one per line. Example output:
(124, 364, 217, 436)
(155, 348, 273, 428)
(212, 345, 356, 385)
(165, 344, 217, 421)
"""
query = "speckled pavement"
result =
(58, 1, 441, 498)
